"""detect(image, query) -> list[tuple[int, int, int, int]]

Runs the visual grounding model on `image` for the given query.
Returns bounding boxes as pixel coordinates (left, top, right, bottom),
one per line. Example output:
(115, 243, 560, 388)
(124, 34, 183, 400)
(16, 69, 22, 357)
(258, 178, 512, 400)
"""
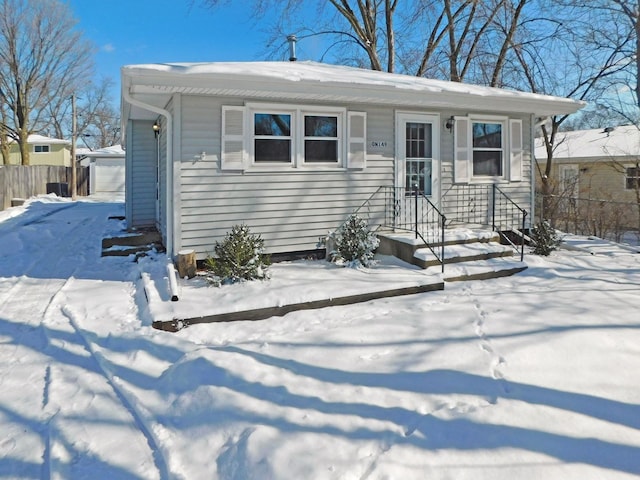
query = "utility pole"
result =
(71, 94, 77, 200)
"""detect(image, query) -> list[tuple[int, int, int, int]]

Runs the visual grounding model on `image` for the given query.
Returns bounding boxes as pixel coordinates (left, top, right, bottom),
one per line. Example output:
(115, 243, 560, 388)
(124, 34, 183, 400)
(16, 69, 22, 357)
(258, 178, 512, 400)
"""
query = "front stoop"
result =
(101, 229, 165, 258)
(377, 228, 527, 281)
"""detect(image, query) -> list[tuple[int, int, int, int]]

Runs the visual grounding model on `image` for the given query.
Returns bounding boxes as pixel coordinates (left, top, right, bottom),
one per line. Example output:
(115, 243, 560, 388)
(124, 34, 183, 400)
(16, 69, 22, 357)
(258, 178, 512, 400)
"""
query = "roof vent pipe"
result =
(287, 34, 297, 61)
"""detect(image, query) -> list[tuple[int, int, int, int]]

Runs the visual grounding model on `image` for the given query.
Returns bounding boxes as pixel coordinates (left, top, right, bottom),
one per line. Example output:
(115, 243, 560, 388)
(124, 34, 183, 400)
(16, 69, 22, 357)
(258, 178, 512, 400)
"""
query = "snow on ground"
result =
(1, 197, 639, 479)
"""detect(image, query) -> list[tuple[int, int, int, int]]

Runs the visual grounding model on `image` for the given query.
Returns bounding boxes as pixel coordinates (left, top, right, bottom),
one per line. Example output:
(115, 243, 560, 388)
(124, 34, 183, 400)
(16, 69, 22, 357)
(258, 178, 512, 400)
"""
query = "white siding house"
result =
(121, 61, 584, 259)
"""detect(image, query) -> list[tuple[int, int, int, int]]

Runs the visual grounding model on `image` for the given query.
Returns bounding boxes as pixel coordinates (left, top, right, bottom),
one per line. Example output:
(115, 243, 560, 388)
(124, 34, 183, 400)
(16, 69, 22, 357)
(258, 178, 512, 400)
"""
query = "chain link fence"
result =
(536, 193, 640, 244)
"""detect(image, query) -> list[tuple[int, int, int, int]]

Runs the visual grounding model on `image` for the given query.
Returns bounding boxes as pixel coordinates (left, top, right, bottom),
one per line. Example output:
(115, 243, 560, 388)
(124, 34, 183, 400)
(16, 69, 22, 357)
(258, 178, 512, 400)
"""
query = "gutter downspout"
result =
(122, 80, 175, 259)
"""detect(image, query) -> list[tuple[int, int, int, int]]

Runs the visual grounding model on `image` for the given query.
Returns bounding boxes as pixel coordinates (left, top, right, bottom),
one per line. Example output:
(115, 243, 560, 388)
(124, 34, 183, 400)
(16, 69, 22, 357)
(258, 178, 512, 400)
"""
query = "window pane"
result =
(305, 116, 337, 137)
(473, 151, 503, 176)
(254, 114, 291, 136)
(255, 139, 291, 162)
(473, 123, 502, 148)
(405, 159, 432, 196)
(405, 122, 432, 158)
(627, 168, 640, 190)
(305, 140, 338, 162)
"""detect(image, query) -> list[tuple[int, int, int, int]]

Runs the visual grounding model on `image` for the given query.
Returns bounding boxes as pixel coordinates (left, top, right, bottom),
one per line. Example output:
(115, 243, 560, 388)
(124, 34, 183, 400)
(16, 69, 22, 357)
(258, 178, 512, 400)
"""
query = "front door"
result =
(395, 113, 440, 228)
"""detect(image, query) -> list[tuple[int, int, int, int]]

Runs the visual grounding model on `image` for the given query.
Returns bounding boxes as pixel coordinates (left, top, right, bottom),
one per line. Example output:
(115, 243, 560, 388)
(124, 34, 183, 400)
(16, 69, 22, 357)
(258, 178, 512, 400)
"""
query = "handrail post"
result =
(521, 210, 527, 262)
(441, 214, 446, 273)
(492, 183, 496, 232)
(414, 184, 418, 239)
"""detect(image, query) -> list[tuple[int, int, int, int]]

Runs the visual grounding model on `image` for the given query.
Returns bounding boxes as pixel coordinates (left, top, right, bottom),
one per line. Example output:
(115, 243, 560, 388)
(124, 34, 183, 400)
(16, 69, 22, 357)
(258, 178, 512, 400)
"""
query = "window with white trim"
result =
(304, 115, 339, 163)
(34, 144, 50, 153)
(453, 115, 522, 183)
(221, 103, 365, 171)
(472, 121, 504, 177)
(253, 112, 292, 163)
(249, 105, 344, 167)
(625, 166, 640, 190)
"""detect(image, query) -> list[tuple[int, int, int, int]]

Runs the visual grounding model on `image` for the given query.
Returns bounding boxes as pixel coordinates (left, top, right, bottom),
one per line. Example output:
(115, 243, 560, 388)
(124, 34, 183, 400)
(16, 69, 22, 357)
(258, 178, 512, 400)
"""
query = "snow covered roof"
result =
(122, 61, 585, 118)
(7, 134, 70, 145)
(86, 145, 125, 157)
(535, 125, 640, 161)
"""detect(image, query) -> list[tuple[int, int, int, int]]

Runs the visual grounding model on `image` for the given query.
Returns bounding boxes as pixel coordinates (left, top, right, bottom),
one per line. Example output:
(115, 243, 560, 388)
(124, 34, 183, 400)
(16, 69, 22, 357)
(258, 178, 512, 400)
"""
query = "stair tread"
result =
(378, 228, 499, 246)
(414, 241, 513, 261)
(442, 257, 527, 282)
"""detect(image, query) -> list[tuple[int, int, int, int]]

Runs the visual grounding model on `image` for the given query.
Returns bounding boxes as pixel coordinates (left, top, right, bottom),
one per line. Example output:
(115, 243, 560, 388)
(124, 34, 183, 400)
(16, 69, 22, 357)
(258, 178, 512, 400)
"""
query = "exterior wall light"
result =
(445, 116, 455, 132)
(152, 121, 160, 138)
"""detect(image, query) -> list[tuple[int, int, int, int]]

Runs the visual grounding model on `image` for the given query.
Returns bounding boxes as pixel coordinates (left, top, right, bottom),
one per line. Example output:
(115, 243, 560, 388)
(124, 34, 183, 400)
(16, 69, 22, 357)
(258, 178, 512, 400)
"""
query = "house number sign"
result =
(370, 141, 388, 148)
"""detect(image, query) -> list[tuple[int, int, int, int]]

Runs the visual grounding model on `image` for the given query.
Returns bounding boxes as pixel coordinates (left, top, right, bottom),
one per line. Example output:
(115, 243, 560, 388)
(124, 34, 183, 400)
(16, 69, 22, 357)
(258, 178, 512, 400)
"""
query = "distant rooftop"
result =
(535, 125, 640, 160)
(7, 134, 70, 145)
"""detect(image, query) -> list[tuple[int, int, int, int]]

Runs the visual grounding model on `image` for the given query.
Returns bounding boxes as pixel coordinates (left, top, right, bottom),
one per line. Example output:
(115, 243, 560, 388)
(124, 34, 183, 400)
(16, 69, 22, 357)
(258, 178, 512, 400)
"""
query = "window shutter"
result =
(221, 106, 246, 171)
(347, 111, 366, 169)
(453, 116, 471, 183)
(509, 118, 523, 181)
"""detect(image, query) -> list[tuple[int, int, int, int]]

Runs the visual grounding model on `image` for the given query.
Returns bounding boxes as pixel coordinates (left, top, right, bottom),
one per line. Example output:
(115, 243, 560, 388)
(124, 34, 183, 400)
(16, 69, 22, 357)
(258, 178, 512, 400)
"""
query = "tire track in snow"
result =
(36, 263, 169, 479)
(59, 297, 171, 480)
(1, 202, 168, 479)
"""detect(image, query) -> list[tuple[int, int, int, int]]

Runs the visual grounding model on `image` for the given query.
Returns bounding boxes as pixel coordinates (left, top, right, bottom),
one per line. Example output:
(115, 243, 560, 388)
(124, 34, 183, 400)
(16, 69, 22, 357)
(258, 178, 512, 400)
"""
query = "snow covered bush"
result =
(204, 224, 270, 284)
(531, 220, 562, 256)
(330, 214, 379, 267)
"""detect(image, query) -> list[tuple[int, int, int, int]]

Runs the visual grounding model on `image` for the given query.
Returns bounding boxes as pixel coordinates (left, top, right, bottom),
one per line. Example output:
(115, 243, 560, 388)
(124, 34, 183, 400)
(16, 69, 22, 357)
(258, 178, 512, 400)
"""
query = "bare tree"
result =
(44, 77, 120, 150)
(511, 1, 637, 200)
(200, 0, 546, 85)
(0, 0, 93, 165)
(593, 0, 639, 123)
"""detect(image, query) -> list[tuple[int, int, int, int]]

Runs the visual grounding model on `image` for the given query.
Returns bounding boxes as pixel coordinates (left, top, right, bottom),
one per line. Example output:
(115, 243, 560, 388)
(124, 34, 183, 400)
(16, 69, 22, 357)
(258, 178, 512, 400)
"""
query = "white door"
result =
(395, 113, 440, 229)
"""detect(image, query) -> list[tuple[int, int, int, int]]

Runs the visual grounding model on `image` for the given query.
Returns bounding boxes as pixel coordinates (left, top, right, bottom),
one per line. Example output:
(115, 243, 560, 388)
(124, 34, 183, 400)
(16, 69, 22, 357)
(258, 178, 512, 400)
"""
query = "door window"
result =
(405, 122, 432, 196)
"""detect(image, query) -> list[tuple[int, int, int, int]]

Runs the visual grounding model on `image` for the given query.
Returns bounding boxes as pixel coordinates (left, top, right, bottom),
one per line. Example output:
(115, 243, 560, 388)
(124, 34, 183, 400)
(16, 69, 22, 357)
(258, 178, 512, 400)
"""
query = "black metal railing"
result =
(338, 185, 446, 272)
(443, 184, 528, 261)
(384, 186, 446, 272)
(340, 183, 527, 268)
(493, 185, 528, 261)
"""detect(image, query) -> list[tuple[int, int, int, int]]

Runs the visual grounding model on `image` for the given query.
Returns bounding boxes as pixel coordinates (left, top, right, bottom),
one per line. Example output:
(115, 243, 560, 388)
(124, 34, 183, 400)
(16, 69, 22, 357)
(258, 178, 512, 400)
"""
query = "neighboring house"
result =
(535, 125, 640, 203)
(121, 61, 583, 259)
(78, 145, 126, 195)
(8, 134, 71, 166)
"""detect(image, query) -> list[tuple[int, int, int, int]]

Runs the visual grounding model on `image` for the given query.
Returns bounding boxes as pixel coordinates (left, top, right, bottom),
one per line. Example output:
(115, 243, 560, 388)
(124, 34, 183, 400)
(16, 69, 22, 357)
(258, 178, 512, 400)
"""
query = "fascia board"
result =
(124, 69, 585, 117)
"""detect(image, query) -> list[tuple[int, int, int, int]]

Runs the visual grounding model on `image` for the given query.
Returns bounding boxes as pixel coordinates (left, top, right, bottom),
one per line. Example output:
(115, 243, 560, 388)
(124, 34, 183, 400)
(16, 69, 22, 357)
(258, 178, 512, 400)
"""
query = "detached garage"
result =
(80, 145, 126, 196)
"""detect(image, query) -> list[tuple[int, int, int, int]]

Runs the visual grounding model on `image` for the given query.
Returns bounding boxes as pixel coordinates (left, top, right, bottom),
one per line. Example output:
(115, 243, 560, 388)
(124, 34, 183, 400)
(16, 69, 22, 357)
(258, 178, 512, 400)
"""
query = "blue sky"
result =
(67, 1, 314, 103)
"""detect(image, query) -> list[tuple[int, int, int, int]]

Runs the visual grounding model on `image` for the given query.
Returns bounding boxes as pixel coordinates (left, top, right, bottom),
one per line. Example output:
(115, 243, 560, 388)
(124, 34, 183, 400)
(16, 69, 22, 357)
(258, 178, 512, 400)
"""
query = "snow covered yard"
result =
(0, 197, 639, 479)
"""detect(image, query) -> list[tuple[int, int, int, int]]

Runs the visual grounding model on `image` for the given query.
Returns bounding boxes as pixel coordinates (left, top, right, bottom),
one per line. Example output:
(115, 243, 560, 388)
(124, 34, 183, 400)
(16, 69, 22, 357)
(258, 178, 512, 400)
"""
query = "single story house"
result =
(535, 124, 640, 201)
(121, 61, 584, 260)
(78, 145, 126, 195)
(7, 134, 71, 166)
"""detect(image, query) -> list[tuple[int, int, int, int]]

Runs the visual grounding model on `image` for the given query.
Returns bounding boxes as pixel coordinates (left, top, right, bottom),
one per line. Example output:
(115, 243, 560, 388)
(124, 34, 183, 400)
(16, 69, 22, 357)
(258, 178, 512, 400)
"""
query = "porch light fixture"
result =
(445, 116, 455, 132)
(152, 121, 160, 138)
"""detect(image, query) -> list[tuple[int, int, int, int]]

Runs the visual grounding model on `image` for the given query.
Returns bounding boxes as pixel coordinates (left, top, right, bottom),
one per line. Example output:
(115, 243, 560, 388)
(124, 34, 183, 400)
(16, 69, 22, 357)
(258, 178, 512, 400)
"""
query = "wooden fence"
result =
(0, 165, 89, 211)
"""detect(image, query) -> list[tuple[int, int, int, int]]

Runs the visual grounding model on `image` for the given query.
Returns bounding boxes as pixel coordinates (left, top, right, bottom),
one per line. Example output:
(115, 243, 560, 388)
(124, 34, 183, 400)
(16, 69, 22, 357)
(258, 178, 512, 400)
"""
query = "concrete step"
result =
(413, 241, 514, 268)
(378, 228, 499, 250)
(377, 228, 501, 266)
(101, 229, 164, 258)
(102, 230, 162, 248)
(442, 257, 528, 282)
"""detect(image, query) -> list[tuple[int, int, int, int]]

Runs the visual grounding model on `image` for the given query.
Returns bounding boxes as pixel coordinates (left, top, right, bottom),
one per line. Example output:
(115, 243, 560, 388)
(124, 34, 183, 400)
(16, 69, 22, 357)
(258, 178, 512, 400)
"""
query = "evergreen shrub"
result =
(330, 214, 379, 267)
(531, 220, 562, 256)
(204, 224, 270, 284)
